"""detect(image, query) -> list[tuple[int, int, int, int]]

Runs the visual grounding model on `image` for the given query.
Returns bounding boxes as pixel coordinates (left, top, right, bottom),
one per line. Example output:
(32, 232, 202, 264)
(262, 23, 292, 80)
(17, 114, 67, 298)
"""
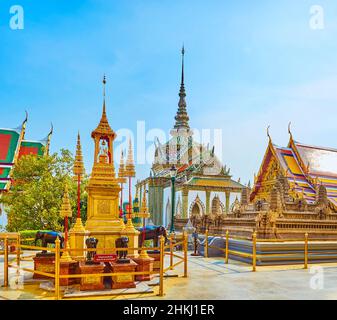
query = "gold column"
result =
(182, 188, 189, 218)
(205, 190, 211, 215)
(225, 191, 230, 214)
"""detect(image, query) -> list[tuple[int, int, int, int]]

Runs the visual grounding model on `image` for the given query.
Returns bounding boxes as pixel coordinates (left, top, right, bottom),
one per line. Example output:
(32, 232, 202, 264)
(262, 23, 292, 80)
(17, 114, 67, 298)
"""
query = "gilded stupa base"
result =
(125, 218, 137, 232)
(72, 217, 86, 232)
(139, 249, 150, 259)
(60, 242, 75, 263)
(69, 223, 88, 261)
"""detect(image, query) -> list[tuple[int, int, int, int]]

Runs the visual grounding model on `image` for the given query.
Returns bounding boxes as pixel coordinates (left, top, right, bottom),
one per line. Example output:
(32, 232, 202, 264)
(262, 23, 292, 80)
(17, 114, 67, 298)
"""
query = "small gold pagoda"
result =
(138, 189, 151, 259)
(69, 133, 86, 260)
(60, 183, 74, 263)
(84, 76, 139, 255)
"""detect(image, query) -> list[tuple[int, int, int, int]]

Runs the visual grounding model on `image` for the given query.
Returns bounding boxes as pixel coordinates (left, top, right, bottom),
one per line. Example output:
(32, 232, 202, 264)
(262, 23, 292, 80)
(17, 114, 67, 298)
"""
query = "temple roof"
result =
(152, 136, 230, 179)
(252, 134, 337, 207)
(185, 176, 244, 190)
(92, 103, 114, 137)
(91, 77, 115, 137)
(0, 116, 51, 192)
(293, 141, 337, 177)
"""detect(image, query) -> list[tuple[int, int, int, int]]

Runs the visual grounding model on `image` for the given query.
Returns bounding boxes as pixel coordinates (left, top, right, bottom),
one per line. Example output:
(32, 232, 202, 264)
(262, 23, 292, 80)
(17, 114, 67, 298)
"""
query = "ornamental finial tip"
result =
(267, 125, 271, 142)
(288, 121, 293, 140)
(23, 110, 28, 124)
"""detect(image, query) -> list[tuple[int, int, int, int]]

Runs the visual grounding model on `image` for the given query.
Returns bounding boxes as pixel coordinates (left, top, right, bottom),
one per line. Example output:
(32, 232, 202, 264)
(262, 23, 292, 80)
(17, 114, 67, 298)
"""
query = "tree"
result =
(0, 149, 88, 232)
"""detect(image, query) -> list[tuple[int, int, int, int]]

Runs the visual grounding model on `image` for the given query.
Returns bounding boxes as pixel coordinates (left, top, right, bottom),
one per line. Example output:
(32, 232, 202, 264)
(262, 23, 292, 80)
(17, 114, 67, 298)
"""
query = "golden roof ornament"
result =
(174, 45, 190, 130)
(91, 75, 115, 138)
(288, 121, 293, 142)
(73, 132, 85, 177)
(125, 138, 136, 177)
(118, 150, 126, 178)
(267, 125, 272, 143)
(60, 183, 72, 218)
(139, 189, 150, 218)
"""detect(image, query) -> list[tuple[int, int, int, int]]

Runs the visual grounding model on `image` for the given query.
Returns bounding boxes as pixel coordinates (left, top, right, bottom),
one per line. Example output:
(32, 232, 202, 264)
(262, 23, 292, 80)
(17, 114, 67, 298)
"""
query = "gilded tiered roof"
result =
(73, 132, 85, 177)
(138, 189, 150, 218)
(118, 150, 126, 178)
(91, 76, 115, 138)
(125, 138, 136, 177)
(60, 183, 72, 218)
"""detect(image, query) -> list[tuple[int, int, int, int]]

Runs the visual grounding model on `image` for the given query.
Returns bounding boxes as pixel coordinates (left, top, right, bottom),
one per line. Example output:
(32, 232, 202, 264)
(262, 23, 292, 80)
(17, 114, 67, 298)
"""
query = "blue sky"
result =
(1, 0, 337, 187)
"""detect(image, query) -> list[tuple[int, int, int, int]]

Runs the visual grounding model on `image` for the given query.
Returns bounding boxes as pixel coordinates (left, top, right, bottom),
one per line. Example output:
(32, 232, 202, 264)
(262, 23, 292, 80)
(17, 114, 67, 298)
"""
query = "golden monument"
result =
(69, 133, 86, 260)
(71, 76, 139, 258)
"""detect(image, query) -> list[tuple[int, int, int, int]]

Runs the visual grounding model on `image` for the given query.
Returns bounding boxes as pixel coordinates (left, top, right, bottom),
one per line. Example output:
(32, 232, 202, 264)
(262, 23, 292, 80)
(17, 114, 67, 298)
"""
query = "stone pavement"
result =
(1, 252, 337, 300)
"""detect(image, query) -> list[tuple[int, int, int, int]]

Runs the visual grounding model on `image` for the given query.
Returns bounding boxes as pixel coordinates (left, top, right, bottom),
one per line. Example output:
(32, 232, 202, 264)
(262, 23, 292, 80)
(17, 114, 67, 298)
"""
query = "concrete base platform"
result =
(63, 282, 154, 298)
(39, 280, 154, 297)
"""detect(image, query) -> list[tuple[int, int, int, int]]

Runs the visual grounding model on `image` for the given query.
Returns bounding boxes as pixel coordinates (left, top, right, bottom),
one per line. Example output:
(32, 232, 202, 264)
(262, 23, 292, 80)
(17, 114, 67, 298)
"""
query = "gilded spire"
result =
(73, 132, 85, 177)
(60, 183, 72, 218)
(125, 138, 136, 177)
(174, 45, 190, 130)
(92, 75, 114, 137)
(139, 189, 150, 217)
(118, 150, 126, 178)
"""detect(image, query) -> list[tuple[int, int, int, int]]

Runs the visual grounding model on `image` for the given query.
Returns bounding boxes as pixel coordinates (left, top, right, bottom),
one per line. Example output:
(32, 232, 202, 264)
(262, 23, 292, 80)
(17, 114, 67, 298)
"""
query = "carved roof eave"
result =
(91, 128, 116, 138)
(287, 137, 317, 191)
(251, 140, 285, 198)
(2, 115, 28, 192)
(287, 136, 308, 175)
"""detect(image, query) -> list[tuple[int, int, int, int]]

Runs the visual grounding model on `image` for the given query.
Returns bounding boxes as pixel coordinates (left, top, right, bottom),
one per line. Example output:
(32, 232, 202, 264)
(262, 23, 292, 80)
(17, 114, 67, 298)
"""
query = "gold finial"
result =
(92, 76, 115, 137)
(44, 123, 53, 156)
(60, 183, 72, 218)
(118, 150, 126, 178)
(23, 110, 28, 125)
(125, 138, 136, 177)
(267, 125, 271, 143)
(73, 132, 85, 177)
(103, 75, 107, 114)
(288, 121, 293, 141)
(103, 74, 106, 97)
(139, 189, 150, 218)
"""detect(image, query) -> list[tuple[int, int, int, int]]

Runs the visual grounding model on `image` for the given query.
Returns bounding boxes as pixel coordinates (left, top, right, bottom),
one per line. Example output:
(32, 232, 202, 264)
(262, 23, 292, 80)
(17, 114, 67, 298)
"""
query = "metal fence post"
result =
(183, 231, 188, 278)
(16, 234, 21, 275)
(205, 230, 209, 258)
(55, 237, 61, 300)
(3, 236, 9, 287)
(225, 230, 229, 264)
(252, 232, 257, 272)
(304, 233, 308, 269)
(170, 233, 174, 270)
(158, 236, 165, 297)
